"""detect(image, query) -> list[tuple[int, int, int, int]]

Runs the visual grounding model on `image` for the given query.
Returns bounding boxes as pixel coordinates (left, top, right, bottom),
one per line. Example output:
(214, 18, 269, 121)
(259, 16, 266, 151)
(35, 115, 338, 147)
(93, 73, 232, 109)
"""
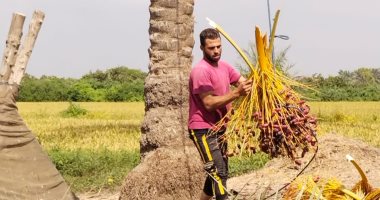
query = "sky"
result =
(1, 0, 379, 78)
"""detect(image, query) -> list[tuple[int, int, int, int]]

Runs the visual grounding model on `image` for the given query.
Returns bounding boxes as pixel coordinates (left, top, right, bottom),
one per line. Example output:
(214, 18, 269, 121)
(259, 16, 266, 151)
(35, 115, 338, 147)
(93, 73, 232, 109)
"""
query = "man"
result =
(188, 28, 252, 200)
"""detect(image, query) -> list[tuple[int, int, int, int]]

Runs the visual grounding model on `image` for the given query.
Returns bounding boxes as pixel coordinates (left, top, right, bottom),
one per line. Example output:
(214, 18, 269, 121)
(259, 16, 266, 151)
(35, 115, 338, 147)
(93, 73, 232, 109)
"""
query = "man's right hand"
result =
(236, 79, 252, 96)
(199, 79, 252, 112)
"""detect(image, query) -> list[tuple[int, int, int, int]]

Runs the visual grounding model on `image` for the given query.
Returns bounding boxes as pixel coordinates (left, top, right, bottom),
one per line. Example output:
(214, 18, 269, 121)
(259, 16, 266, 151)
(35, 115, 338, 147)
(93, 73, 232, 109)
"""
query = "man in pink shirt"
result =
(188, 28, 252, 200)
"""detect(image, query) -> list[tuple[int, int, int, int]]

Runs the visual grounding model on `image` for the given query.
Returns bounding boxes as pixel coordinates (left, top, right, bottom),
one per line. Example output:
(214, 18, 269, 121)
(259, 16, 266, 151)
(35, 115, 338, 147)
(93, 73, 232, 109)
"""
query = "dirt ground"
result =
(77, 190, 119, 200)
(78, 133, 380, 200)
(228, 133, 380, 199)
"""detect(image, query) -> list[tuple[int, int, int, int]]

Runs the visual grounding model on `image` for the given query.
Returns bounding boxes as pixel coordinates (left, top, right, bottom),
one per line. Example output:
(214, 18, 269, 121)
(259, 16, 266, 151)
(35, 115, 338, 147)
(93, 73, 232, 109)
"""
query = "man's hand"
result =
(199, 79, 252, 112)
(235, 79, 252, 96)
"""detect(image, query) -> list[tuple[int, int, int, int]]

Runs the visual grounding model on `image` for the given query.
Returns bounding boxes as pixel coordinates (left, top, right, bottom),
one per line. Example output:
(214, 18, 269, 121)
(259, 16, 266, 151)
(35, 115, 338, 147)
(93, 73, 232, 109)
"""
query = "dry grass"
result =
(15, 101, 380, 191)
(16, 102, 144, 191)
(17, 102, 143, 151)
(309, 102, 380, 147)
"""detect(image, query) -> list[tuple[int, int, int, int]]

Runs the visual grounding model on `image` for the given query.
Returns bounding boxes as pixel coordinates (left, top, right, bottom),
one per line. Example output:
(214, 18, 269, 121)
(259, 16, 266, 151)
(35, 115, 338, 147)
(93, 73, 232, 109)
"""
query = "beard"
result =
(204, 52, 220, 64)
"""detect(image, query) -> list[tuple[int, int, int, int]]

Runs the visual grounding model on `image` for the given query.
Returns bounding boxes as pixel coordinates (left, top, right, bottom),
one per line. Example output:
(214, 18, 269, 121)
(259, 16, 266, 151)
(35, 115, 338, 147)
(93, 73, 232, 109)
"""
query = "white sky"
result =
(1, 0, 379, 78)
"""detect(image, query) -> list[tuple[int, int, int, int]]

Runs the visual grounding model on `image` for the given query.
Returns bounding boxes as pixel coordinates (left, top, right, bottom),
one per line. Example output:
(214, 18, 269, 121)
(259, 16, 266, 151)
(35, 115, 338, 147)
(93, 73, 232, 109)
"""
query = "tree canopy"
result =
(18, 66, 380, 102)
(18, 66, 146, 102)
(296, 68, 380, 101)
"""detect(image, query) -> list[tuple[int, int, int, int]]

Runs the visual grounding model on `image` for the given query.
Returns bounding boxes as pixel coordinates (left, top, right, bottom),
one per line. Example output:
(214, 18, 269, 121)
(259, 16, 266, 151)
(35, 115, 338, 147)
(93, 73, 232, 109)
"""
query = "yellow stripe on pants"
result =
(202, 134, 213, 161)
(191, 130, 205, 162)
(201, 134, 225, 195)
(213, 172, 225, 195)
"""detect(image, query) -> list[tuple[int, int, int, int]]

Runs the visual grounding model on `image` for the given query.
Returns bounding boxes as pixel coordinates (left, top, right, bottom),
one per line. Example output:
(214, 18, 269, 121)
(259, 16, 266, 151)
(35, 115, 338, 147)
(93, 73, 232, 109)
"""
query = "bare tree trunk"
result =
(0, 13, 25, 82)
(9, 10, 45, 85)
(120, 0, 204, 199)
(0, 11, 77, 199)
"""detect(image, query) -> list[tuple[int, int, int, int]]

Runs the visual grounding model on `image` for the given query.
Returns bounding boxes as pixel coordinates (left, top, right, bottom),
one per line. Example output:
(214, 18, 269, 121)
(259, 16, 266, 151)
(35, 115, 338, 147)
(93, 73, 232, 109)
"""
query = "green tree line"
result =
(296, 68, 380, 101)
(18, 66, 379, 102)
(18, 66, 146, 102)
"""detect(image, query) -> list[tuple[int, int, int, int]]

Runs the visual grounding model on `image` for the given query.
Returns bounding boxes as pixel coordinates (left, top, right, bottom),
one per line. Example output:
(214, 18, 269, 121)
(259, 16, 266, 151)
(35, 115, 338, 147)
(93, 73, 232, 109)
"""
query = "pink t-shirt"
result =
(188, 59, 241, 130)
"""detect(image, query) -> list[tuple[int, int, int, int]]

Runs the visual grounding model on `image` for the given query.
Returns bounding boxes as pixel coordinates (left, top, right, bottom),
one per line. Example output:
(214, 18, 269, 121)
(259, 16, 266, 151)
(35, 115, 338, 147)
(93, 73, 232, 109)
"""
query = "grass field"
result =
(18, 102, 143, 192)
(16, 101, 380, 192)
(309, 101, 380, 147)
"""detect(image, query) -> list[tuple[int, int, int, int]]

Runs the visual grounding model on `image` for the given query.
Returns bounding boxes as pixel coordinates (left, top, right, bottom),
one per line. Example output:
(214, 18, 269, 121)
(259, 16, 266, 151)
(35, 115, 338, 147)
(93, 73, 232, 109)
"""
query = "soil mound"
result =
(228, 133, 380, 199)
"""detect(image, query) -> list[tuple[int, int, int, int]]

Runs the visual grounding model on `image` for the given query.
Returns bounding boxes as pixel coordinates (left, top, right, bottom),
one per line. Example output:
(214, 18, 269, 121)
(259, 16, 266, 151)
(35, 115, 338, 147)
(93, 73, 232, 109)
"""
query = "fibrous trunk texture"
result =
(119, 0, 204, 199)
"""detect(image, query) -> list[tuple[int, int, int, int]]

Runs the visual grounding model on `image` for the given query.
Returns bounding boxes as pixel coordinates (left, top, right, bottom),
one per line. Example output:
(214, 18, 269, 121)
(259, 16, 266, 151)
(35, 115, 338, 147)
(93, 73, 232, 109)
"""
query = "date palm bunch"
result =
(208, 11, 317, 159)
(283, 155, 380, 200)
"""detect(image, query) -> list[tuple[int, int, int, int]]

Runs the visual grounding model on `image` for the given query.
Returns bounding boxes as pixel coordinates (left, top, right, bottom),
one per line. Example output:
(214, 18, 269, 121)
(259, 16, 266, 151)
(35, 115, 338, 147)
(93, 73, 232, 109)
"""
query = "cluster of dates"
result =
(256, 99, 318, 159)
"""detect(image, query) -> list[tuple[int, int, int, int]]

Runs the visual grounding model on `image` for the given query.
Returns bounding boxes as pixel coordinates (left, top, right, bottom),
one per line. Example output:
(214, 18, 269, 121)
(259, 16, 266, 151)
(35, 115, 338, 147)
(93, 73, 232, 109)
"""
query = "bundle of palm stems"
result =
(208, 11, 317, 159)
(283, 155, 380, 200)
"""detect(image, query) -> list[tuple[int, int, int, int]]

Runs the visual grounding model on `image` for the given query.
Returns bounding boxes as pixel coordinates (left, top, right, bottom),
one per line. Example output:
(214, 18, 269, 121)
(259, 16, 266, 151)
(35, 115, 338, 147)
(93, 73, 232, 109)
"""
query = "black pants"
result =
(189, 129, 228, 200)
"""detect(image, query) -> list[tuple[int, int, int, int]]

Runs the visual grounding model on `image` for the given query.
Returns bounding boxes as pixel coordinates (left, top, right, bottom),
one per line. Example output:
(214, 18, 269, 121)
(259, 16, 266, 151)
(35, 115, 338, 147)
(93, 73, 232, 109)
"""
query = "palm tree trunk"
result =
(120, 0, 204, 199)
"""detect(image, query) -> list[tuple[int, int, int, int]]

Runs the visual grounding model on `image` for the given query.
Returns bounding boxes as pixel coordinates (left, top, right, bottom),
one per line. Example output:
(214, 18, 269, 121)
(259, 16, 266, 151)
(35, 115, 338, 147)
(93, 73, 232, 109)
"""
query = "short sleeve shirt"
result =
(188, 59, 241, 129)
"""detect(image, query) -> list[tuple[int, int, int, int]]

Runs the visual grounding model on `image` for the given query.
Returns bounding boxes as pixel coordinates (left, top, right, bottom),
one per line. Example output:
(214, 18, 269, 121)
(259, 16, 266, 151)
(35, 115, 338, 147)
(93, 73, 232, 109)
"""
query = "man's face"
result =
(201, 38, 222, 64)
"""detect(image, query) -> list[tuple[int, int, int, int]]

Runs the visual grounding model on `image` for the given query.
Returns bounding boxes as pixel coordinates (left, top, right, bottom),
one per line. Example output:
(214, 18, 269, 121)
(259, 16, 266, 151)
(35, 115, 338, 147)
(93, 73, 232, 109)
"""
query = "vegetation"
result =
(18, 102, 143, 192)
(296, 68, 380, 101)
(17, 65, 380, 102)
(18, 66, 146, 102)
(229, 152, 270, 177)
(60, 102, 88, 117)
(309, 101, 380, 147)
(13, 63, 380, 194)
(13, 57, 380, 192)
(17, 101, 380, 192)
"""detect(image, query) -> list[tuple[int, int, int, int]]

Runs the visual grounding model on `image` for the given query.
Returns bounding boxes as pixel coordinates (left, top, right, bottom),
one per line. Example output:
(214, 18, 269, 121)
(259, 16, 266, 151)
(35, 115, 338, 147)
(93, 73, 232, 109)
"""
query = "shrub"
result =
(60, 102, 88, 117)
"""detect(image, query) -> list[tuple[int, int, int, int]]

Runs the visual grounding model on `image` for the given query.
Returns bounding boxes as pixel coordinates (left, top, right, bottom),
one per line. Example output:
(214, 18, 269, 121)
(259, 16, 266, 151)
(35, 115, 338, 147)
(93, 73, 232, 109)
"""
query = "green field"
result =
(18, 102, 143, 192)
(16, 101, 380, 192)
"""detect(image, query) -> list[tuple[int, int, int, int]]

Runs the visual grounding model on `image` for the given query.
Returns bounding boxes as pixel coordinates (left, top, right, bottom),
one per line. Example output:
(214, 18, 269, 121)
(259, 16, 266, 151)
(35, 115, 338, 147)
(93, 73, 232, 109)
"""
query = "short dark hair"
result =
(200, 28, 220, 46)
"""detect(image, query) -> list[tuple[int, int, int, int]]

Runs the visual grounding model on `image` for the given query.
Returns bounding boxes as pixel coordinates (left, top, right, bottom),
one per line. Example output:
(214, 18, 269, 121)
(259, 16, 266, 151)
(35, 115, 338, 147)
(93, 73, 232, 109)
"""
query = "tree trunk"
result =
(9, 10, 45, 85)
(120, 0, 204, 199)
(0, 11, 77, 199)
(0, 13, 25, 82)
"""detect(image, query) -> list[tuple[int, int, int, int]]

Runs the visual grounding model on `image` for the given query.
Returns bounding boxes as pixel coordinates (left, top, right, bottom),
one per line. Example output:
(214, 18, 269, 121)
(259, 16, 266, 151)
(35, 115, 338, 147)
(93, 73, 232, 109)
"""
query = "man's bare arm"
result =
(199, 79, 252, 112)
